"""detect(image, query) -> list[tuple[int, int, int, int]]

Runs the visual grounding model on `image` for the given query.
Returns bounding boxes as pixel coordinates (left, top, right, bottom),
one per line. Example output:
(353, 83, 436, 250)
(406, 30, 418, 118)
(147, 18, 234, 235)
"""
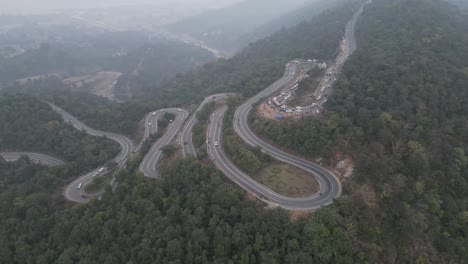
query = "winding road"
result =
(204, 61, 342, 210)
(139, 108, 188, 178)
(2, 1, 367, 209)
(208, 107, 338, 210)
(205, 1, 369, 209)
(180, 93, 234, 158)
(48, 103, 135, 203)
(0, 152, 65, 166)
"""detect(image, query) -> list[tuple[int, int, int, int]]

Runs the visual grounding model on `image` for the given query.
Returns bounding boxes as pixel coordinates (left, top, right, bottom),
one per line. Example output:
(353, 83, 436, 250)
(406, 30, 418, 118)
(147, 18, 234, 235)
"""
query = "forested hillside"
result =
(252, 0, 468, 261)
(133, 0, 364, 107)
(1, 0, 467, 263)
(0, 94, 119, 167)
(0, 25, 214, 85)
(114, 40, 214, 100)
(166, 0, 308, 53)
(2, 0, 361, 137)
(0, 157, 364, 263)
(235, 0, 349, 50)
(2, 79, 148, 137)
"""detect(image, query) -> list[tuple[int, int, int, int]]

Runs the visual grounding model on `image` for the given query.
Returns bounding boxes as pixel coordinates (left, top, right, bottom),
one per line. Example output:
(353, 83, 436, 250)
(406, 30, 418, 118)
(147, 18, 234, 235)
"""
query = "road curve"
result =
(139, 108, 188, 178)
(234, 63, 341, 210)
(0, 152, 65, 166)
(205, 2, 370, 209)
(7, 2, 368, 206)
(208, 107, 337, 210)
(180, 93, 234, 158)
(48, 102, 135, 203)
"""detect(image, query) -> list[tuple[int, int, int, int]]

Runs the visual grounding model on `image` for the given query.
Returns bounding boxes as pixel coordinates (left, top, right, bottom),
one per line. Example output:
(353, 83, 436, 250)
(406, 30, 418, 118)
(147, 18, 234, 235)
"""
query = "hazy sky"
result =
(0, 0, 243, 14)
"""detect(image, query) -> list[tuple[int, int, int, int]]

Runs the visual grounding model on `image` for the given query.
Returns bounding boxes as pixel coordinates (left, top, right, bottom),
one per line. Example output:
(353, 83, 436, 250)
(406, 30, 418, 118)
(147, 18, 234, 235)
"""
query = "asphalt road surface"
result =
(232, 62, 341, 210)
(48, 102, 135, 203)
(0, 152, 65, 166)
(179, 93, 234, 158)
(220, 2, 372, 208)
(207, 107, 338, 210)
(6, 2, 368, 206)
(305, 1, 369, 112)
(139, 108, 188, 178)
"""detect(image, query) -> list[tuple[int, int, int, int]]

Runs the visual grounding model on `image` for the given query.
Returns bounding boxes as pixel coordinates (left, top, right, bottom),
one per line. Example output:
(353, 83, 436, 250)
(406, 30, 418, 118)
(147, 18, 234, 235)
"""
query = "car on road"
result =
(77, 183, 82, 189)
(214, 141, 219, 146)
(81, 194, 88, 198)
(152, 112, 156, 116)
(99, 167, 104, 172)
(148, 122, 152, 126)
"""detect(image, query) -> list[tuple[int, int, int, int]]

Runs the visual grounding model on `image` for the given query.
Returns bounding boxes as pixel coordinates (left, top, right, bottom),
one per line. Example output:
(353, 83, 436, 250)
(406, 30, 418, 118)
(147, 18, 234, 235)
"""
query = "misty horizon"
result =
(0, 0, 243, 14)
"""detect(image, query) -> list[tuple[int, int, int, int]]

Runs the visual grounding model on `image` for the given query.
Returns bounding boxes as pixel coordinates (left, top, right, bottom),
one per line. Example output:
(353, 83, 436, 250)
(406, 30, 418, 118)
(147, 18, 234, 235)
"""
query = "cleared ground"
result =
(64, 71, 122, 101)
(84, 174, 111, 194)
(254, 163, 320, 198)
(288, 68, 323, 107)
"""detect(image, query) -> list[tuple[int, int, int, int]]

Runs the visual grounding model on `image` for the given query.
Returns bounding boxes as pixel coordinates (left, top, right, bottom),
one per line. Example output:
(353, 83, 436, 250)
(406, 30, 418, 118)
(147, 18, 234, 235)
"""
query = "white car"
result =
(152, 112, 156, 116)
(149, 122, 152, 126)
(99, 167, 104, 172)
(214, 141, 219, 146)
(77, 183, 82, 189)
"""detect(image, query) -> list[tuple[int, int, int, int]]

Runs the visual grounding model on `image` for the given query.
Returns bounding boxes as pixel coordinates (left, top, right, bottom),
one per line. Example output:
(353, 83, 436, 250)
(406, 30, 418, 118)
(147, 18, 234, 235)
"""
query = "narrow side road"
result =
(139, 108, 188, 178)
(180, 93, 234, 158)
(208, 107, 337, 210)
(48, 102, 135, 203)
(0, 152, 65, 166)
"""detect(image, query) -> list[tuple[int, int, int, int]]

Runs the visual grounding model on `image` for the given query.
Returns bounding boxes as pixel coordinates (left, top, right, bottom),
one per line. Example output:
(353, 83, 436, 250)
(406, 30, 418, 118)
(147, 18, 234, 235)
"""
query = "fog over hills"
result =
(0, 0, 242, 14)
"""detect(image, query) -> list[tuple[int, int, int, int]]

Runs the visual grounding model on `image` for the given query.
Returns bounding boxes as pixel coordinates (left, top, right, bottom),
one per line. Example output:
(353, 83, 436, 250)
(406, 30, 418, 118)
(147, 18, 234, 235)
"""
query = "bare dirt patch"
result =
(290, 210, 313, 221)
(254, 163, 320, 198)
(333, 156, 354, 182)
(64, 71, 122, 101)
(257, 103, 308, 121)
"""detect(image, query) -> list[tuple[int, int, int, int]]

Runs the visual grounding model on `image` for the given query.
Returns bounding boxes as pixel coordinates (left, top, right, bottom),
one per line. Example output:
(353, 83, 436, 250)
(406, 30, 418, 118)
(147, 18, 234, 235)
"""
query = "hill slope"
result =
(252, 0, 468, 261)
(131, 0, 364, 106)
(166, 0, 317, 53)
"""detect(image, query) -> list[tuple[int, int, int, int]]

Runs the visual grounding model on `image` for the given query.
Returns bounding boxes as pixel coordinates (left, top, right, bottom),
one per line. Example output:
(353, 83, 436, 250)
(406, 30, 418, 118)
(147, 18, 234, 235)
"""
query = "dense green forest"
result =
(223, 98, 272, 174)
(1, 0, 467, 262)
(114, 40, 214, 100)
(3, 79, 149, 137)
(192, 101, 216, 156)
(0, 94, 119, 169)
(251, 0, 468, 261)
(1, 157, 364, 263)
